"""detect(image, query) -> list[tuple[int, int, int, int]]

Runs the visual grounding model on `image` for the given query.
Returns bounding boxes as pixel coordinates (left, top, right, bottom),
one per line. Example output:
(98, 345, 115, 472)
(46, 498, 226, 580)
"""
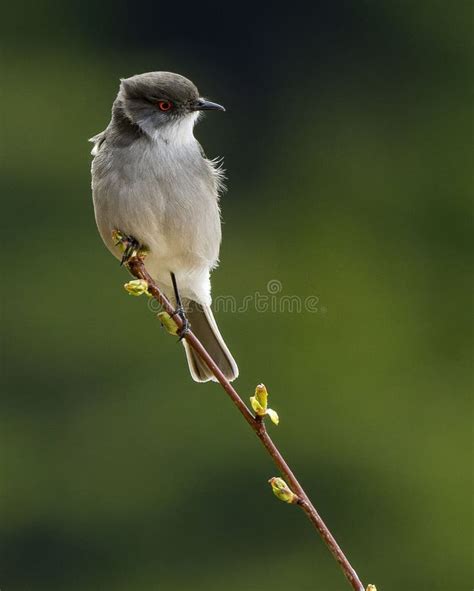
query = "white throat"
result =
(139, 112, 200, 146)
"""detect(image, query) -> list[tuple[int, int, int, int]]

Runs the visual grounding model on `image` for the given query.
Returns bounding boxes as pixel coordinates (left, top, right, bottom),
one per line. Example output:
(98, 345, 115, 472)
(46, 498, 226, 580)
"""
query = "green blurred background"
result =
(1, 2, 472, 590)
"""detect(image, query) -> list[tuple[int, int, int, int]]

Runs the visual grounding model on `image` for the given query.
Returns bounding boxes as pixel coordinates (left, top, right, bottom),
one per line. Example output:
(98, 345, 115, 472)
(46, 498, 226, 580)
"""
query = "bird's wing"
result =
(88, 131, 106, 156)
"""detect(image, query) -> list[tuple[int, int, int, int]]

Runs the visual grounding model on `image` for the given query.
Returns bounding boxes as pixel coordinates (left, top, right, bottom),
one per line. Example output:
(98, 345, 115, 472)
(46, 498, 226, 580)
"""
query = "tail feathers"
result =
(182, 301, 238, 383)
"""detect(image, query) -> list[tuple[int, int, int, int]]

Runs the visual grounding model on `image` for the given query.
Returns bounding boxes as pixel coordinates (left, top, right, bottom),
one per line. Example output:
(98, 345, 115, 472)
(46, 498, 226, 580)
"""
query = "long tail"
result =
(182, 300, 239, 383)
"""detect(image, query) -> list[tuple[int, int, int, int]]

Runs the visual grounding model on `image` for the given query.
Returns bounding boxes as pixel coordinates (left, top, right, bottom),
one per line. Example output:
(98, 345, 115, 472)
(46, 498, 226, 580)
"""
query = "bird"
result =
(90, 71, 238, 382)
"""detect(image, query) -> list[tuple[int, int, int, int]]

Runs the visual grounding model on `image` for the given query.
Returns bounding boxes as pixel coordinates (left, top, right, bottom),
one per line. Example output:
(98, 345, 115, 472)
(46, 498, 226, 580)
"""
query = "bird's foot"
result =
(112, 230, 146, 266)
(171, 305, 191, 340)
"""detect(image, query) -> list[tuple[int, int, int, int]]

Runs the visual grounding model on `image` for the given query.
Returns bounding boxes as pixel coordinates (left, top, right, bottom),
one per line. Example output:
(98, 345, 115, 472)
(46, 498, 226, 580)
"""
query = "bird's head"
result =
(117, 71, 225, 142)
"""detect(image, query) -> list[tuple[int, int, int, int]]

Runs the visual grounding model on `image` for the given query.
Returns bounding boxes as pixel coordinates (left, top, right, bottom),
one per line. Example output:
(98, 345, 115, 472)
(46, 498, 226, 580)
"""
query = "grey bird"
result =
(90, 71, 238, 382)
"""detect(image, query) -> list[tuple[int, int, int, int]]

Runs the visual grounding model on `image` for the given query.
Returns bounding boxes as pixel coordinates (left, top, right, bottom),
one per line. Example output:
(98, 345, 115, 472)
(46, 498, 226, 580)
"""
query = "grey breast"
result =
(91, 123, 222, 269)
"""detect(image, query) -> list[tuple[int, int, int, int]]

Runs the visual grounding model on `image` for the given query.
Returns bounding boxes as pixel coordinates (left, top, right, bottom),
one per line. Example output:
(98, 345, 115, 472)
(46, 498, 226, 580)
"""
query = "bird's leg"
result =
(170, 272, 191, 340)
(112, 230, 144, 266)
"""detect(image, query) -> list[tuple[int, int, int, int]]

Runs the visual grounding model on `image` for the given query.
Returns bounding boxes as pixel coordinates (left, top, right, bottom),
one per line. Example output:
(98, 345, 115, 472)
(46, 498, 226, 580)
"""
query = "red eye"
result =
(158, 100, 173, 111)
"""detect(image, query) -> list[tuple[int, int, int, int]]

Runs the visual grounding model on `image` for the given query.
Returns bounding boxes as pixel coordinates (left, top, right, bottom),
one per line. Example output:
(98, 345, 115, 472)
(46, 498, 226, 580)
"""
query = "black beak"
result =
(192, 98, 226, 112)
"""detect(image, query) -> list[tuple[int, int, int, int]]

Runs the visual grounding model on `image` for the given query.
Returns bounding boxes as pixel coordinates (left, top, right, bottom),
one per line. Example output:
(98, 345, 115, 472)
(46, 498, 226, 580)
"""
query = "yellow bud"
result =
(268, 477, 297, 504)
(255, 383, 268, 409)
(250, 383, 269, 416)
(366, 586, 377, 591)
(112, 229, 125, 250)
(250, 395, 266, 416)
(250, 384, 279, 425)
(266, 408, 279, 425)
(124, 279, 149, 296)
(157, 312, 179, 336)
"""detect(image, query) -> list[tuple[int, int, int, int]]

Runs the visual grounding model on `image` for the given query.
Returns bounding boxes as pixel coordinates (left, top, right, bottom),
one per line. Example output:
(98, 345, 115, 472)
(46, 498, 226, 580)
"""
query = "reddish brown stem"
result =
(127, 256, 365, 591)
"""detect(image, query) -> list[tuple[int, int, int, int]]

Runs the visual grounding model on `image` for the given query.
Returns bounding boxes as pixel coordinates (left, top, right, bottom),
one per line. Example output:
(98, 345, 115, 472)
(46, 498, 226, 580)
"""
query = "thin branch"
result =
(127, 256, 365, 591)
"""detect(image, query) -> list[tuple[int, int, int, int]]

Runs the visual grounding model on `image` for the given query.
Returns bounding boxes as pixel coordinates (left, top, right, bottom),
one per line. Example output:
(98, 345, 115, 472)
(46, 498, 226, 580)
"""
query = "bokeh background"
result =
(2, 2, 472, 590)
